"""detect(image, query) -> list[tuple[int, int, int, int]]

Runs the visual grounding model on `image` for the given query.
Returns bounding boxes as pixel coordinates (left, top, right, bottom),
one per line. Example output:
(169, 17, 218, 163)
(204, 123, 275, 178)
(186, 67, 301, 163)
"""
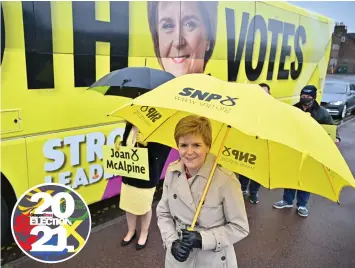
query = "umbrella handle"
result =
(188, 125, 232, 231)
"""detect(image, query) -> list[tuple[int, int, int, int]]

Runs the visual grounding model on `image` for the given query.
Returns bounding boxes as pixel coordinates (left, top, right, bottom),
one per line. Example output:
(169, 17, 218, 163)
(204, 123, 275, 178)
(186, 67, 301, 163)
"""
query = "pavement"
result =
(5, 118, 355, 268)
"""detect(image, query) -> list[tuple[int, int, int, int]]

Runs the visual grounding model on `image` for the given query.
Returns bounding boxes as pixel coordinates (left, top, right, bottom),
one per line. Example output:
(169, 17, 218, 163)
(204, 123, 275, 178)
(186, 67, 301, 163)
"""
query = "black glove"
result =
(181, 229, 202, 249)
(171, 239, 192, 262)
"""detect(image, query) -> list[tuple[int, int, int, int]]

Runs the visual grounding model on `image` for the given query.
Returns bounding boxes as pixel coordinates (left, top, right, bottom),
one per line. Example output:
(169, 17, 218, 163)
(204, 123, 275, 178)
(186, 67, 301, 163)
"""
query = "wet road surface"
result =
(3, 117, 355, 268)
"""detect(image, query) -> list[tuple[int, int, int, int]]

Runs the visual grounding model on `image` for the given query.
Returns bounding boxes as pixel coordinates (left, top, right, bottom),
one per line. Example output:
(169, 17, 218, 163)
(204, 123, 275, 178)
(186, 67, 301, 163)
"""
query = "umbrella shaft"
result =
(188, 125, 232, 231)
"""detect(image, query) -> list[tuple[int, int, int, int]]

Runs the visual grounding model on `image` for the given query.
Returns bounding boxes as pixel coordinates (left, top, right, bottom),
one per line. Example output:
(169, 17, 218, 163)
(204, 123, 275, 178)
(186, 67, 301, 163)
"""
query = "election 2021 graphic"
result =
(11, 183, 91, 263)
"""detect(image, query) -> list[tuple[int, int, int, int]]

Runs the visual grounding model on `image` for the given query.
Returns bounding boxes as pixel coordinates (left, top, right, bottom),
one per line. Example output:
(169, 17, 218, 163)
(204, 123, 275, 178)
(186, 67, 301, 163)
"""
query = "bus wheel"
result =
(1, 195, 13, 246)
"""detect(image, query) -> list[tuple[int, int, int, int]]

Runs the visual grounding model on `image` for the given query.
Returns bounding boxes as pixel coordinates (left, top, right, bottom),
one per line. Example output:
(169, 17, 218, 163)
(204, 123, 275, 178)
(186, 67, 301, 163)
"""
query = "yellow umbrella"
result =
(108, 74, 355, 228)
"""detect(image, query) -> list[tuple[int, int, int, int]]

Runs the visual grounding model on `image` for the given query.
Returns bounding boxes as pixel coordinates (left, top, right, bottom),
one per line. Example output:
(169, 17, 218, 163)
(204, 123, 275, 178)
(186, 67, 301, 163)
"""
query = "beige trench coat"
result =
(156, 154, 250, 268)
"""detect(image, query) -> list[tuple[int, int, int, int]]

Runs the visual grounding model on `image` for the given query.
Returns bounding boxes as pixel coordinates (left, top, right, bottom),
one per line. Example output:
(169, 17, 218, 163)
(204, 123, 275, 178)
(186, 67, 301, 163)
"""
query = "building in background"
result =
(328, 23, 355, 74)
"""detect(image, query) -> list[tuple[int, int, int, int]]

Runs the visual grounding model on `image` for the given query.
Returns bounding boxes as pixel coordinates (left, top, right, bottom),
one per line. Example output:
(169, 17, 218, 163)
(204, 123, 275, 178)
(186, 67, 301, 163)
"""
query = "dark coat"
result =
(121, 122, 171, 189)
(294, 100, 340, 140)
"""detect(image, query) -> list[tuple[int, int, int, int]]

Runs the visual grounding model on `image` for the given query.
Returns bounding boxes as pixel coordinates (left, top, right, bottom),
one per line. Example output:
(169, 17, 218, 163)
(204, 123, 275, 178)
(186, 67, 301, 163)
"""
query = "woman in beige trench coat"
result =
(156, 115, 250, 268)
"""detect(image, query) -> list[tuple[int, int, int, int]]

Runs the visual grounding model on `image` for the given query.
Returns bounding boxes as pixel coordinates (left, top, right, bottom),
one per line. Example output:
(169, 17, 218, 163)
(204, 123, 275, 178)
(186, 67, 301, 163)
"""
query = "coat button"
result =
(221, 256, 226, 261)
(195, 222, 199, 227)
(173, 194, 177, 199)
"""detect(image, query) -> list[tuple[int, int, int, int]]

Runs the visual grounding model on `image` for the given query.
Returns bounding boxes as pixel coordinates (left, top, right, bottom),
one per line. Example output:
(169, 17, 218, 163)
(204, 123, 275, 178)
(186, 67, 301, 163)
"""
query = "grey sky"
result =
(290, 1, 355, 32)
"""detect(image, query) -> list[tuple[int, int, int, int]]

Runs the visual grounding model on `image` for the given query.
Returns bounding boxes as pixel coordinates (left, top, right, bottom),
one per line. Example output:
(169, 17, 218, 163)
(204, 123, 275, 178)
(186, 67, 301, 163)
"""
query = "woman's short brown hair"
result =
(147, 1, 218, 70)
(174, 115, 212, 147)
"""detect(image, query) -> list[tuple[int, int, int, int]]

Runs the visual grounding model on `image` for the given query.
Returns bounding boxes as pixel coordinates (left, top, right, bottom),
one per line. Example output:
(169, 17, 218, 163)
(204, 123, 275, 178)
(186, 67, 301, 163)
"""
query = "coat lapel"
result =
(169, 154, 217, 213)
(196, 154, 216, 179)
(174, 172, 197, 212)
(169, 160, 196, 212)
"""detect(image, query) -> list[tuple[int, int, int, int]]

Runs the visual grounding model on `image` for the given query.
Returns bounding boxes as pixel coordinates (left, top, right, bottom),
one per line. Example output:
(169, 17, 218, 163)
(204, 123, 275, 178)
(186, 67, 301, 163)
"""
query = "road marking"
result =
(338, 116, 355, 129)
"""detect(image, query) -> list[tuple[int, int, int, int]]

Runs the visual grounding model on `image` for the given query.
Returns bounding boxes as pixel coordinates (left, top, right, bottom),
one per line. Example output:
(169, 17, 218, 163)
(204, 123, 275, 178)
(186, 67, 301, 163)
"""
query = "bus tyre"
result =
(1, 195, 13, 245)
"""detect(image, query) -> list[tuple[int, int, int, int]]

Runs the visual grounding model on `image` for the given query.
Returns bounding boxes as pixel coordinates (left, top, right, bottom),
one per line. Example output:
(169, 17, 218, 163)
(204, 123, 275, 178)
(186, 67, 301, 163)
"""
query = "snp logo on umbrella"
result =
(221, 146, 257, 169)
(140, 106, 162, 122)
(133, 106, 163, 125)
(178, 87, 238, 107)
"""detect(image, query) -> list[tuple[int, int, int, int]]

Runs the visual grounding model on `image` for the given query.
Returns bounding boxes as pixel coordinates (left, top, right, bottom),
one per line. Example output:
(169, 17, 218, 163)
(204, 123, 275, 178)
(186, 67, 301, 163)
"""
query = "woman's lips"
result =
(171, 56, 189, 64)
(172, 58, 185, 64)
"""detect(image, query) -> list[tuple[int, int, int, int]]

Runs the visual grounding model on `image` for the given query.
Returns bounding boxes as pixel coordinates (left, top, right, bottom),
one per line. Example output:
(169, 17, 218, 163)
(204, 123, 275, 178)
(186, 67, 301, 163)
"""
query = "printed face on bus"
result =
(157, 1, 210, 77)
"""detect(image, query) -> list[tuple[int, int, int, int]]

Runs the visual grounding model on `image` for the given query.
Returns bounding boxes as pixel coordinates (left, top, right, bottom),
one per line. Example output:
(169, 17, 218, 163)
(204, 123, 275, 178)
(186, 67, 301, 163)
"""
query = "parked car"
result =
(320, 80, 355, 119)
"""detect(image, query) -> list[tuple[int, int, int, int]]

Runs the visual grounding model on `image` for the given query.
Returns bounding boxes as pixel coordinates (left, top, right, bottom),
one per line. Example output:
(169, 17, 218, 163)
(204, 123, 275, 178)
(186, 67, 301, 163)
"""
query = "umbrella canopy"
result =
(107, 73, 355, 203)
(88, 67, 175, 98)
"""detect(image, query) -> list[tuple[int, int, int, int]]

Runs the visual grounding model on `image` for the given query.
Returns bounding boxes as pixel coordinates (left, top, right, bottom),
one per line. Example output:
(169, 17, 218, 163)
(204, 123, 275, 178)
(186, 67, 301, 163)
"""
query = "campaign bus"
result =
(1, 1, 333, 243)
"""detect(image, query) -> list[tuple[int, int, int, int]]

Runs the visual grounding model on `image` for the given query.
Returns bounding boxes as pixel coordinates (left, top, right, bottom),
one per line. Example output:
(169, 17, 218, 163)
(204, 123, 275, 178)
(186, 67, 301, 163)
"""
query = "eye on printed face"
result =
(178, 134, 209, 173)
(157, 1, 210, 77)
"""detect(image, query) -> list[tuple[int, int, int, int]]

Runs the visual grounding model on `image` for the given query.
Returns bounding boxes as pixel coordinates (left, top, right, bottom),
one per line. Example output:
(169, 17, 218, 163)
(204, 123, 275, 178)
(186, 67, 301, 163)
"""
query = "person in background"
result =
(273, 85, 341, 217)
(119, 122, 171, 250)
(239, 83, 271, 204)
(156, 115, 249, 267)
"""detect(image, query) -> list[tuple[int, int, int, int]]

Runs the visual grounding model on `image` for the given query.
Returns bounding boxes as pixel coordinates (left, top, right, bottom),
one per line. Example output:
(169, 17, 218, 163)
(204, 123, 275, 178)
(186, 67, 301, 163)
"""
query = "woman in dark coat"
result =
(119, 122, 171, 250)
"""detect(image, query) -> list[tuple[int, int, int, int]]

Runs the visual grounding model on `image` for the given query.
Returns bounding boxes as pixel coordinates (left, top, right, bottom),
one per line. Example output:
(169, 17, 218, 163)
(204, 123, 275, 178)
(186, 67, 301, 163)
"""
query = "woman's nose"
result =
(172, 35, 186, 50)
(172, 37, 180, 49)
(186, 146, 194, 154)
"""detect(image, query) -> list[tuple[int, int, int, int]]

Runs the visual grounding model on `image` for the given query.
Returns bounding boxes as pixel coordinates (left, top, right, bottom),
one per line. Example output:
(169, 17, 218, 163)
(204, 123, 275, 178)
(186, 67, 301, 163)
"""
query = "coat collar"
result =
(168, 153, 217, 212)
(169, 153, 217, 180)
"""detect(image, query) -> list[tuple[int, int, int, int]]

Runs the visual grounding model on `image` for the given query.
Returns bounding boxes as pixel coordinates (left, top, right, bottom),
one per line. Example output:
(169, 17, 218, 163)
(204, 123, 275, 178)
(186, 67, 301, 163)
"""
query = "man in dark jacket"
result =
(273, 85, 340, 217)
(239, 83, 271, 204)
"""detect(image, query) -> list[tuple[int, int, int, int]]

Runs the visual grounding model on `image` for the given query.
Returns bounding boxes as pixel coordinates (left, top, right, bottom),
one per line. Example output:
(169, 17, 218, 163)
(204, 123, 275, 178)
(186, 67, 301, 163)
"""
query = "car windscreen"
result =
(324, 83, 347, 94)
